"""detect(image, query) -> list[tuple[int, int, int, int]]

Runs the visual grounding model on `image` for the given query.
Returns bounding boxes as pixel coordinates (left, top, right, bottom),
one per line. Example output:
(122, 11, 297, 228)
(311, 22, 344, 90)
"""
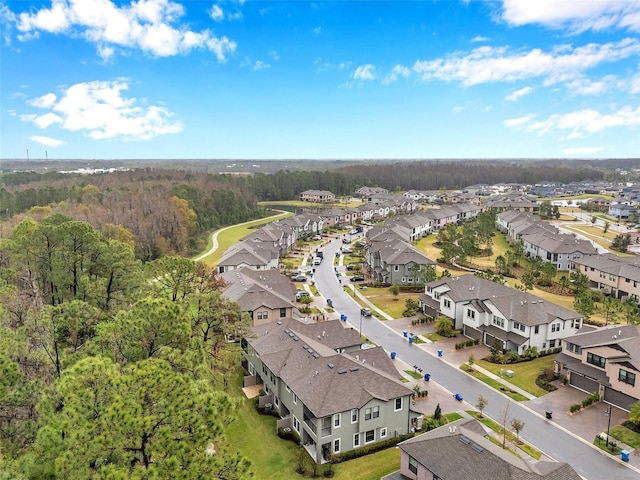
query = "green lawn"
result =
(404, 369, 423, 380)
(462, 367, 530, 402)
(609, 425, 640, 449)
(593, 436, 622, 456)
(359, 286, 419, 318)
(197, 210, 293, 265)
(475, 356, 555, 398)
(444, 412, 463, 422)
(466, 411, 541, 460)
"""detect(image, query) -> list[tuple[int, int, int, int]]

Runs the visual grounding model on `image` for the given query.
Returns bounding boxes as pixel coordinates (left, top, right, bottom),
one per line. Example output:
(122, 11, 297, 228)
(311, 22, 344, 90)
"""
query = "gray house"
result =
(366, 238, 436, 286)
(242, 318, 417, 463)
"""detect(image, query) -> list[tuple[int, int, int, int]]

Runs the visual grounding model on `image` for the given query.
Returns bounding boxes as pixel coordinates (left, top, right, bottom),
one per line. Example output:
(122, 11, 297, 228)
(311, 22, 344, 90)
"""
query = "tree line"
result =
(0, 216, 252, 479)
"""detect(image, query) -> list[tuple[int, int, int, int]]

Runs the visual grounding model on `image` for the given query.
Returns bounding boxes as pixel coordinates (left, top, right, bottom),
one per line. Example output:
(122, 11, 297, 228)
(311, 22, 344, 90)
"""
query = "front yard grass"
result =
(444, 412, 463, 422)
(466, 411, 541, 460)
(475, 356, 555, 398)
(360, 286, 419, 318)
(404, 369, 424, 380)
(609, 425, 640, 449)
(462, 367, 529, 402)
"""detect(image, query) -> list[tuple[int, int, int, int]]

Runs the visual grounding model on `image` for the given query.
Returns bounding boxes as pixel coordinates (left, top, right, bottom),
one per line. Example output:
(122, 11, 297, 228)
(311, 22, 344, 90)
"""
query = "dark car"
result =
(349, 275, 364, 282)
(292, 274, 307, 282)
(346, 264, 357, 271)
(360, 308, 372, 316)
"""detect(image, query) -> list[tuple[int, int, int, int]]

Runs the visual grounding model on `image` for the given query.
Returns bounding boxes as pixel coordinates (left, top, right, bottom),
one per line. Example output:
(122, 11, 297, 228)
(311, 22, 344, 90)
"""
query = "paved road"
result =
(314, 237, 639, 480)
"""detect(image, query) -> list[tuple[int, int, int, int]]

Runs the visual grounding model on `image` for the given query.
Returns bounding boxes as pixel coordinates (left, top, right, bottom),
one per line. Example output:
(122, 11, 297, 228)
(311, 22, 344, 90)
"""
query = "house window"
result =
(467, 309, 475, 319)
(551, 323, 560, 333)
(395, 398, 402, 411)
(257, 311, 268, 320)
(274, 397, 279, 407)
(534, 325, 539, 334)
(549, 340, 555, 348)
(365, 408, 371, 421)
(351, 409, 358, 423)
(353, 433, 360, 448)
(380, 427, 387, 438)
(619, 369, 636, 386)
(293, 393, 297, 404)
(492, 315, 505, 328)
(373, 406, 379, 418)
(293, 416, 300, 432)
(587, 352, 606, 368)
(443, 299, 451, 309)
(401, 277, 406, 283)
(408, 456, 418, 475)
(513, 321, 520, 329)
(279, 308, 286, 317)
(285, 384, 290, 392)
(333, 439, 340, 454)
(333, 413, 341, 428)
(365, 430, 375, 444)
(394, 265, 399, 271)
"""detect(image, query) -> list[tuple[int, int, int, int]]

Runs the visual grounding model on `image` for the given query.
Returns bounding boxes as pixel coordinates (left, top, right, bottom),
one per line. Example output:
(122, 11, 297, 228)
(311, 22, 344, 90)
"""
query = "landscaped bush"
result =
(421, 415, 448, 432)
(330, 433, 415, 463)
(277, 427, 300, 445)
(581, 392, 600, 408)
(455, 339, 480, 350)
(570, 403, 581, 413)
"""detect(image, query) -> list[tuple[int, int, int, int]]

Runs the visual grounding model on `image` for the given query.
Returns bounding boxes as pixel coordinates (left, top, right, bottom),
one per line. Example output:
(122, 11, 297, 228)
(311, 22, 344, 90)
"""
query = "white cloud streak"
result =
(12, 0, 236, 60)
(30, 135, 64, 147)
(22, 80, 183, 141)
(353, 64, 375, 81)
(383, 65, 411, 85)
(505, 86, 533, 101)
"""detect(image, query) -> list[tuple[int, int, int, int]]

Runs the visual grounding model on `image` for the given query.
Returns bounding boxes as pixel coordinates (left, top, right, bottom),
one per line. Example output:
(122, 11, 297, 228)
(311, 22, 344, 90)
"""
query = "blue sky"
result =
(3, 0, 640, 160)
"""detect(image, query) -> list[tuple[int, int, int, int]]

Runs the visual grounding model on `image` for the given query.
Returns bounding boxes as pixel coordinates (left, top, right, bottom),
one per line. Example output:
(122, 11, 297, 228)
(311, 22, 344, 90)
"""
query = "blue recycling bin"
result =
(403, 330, 408, 337)
(621, 450, 630, 462)
(390, 352, 397, 360)
(437, 349, 443, 357)
(340, 314, 347, 322)
(409, 336, 414, 344)
(424, 374, 431, 381)
(455, 393, 463, 401)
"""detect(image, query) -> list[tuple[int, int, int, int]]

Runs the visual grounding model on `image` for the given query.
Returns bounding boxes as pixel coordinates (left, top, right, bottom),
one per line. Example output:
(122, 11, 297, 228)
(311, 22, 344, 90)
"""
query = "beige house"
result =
(571, 253, 640, 302)
(555, 325, 640, 411)
(299, 189, 336, 203)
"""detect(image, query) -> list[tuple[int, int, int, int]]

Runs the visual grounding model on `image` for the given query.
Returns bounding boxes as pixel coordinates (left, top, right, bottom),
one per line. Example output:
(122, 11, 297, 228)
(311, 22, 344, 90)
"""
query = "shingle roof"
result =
(399, 419, 581, 480)
(572, 253, 640, 282)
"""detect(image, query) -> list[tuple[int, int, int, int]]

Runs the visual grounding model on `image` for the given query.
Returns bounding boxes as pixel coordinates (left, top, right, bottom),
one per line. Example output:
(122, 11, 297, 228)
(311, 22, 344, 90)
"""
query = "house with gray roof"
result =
(366, 239, 436, 286)
(422, 275, 583, 354)
(242, 318, 417, 463)
(555, 325, 640, 411)
(221, 267, 297, 326)
(486, 192, 538, 213)
(521, 231, 597, 271)
(571, 253, 640, 302)
(299, 189, 336, 203)
(217, 241, 279, 273)
(397, 418, 580, 480)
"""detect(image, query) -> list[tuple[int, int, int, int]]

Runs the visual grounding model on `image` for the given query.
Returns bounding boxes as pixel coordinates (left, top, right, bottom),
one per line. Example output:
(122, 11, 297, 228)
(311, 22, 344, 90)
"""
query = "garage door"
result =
(484, 333, 495, 348)
(464, 325, 482, 341)
(604, 387, 637, 412)
(569, 373, 599, 394)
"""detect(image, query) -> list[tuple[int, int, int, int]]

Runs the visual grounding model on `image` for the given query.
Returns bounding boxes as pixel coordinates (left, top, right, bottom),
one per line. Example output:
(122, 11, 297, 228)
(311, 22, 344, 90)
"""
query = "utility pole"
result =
(605, 406, 612, 447)
(45, 150, 48, 162)
(26, 149, 29, 162)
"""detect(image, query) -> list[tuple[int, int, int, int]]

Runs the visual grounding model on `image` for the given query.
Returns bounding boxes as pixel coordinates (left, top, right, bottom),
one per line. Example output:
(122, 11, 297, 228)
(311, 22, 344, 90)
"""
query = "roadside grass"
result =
(609, 425, 640, 449)
(466, 411, 542, 460)
(475, 356, 555, 398)
(197, 210, 292, 265)
(444, 412, 463, 422)
(461, 367, 529, 402)
(425, 332, 444, 342)
(593, 436, 622, 456)
(404, 369, 423, 380)
(360, 287, 418, 318)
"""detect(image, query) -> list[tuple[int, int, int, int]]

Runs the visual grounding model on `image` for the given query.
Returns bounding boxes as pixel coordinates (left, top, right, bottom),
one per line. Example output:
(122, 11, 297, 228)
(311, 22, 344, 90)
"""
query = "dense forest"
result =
(0, 216, 252, 479)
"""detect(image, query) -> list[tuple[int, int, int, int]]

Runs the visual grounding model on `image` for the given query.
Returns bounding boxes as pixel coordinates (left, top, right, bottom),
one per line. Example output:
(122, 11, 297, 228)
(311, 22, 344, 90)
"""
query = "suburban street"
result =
(313, 237, 639, 480)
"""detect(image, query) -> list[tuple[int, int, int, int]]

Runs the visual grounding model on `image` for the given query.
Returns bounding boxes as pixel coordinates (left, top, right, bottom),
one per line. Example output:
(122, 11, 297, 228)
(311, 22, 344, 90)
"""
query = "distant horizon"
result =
(3, 1, 640, 159)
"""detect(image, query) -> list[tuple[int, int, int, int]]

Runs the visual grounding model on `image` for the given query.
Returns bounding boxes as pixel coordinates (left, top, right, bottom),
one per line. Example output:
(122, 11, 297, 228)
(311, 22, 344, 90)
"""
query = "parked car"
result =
(346, 264, 357, 271)
(342, 248, 353, 254)
(349, 275, 364, 282)
(349, 229, 358, 235)
(360, 308, 372, 316)
(313, 257, 322, 266)
(296, 291, 310, 301)
(292, 275, 307, 282)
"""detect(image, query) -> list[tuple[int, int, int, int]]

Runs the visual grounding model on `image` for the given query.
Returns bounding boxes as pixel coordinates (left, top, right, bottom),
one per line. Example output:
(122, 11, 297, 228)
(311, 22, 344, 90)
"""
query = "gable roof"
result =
(399, 418, 581, 480)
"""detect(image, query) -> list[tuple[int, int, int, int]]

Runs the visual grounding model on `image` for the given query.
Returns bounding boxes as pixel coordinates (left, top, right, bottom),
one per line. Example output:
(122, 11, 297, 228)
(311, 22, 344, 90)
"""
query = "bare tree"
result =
(476, 395, 488, 418)
(501, 401, 512, 449)
(511, 418, 525, 445)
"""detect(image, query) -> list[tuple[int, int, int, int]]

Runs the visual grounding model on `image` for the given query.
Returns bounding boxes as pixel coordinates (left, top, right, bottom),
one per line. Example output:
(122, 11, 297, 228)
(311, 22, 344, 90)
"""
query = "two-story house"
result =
(555, 325, 640, 411)
(299, 189, 336, 203)
(366, 239, 436, 286)
(242, 318, 417, 463)
(422, 275, 583, 354)
(571, 253, 640, 302)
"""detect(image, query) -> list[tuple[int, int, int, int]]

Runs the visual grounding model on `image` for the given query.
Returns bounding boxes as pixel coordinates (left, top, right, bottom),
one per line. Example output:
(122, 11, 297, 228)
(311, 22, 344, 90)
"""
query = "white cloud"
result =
(505, 86, 533, 101)
(11, 0, 236, 60)
(253, 60, 270, 70)
(210, 5, 224, 21)
(411, 38, 640, 87)
(30, 135, 64, 147)
(503, 113, 537, 127)
(471, 35, 489, 43)
(383, 65, 411, 85)
(313, 26, 322, 34)
(566, 76, 616, 95)
(313, 58, 350, 72)
(21, 80, 183, 141)
(506, 105, 640, 138)
(562, 146, 604, 155)
(353, 64, 375, 81)
(268, 49, 279, 61)
(500, 0, 640, 33)
(28, 92, 57, 108)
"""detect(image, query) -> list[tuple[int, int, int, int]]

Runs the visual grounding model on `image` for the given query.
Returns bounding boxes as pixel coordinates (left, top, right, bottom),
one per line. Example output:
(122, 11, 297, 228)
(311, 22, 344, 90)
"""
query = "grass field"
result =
(462, 367, 529, 402)
(609, 424, 640, 449)
(475, 356, 555, 398)
(359, 286, 418, 318)
(196, 210, 293, 265)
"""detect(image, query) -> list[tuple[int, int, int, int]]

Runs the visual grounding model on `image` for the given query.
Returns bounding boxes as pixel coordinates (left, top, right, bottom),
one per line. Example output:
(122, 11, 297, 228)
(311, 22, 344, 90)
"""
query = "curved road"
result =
(314, 237, 638, 480)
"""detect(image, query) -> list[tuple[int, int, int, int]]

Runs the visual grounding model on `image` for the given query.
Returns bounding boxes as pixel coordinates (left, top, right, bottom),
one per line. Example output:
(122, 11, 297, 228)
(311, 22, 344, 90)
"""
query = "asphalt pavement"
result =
(312, 236, 640, 480)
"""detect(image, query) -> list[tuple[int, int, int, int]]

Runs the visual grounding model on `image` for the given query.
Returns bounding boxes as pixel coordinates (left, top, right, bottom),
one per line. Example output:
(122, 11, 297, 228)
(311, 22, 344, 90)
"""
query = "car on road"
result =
(349, 275, 364, 282)
(341, 248, 353, 254)
(346, 264, 357, 271)
(292, 274, 307, 282)
(349, 229, 358, 235)
(360, 308, 372, 316)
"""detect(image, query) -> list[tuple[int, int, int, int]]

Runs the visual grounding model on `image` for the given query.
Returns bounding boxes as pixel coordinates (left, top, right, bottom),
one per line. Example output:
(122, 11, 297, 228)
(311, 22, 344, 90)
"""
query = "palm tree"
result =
(435, 315, 454, 337)
(629, 401, 640, 426)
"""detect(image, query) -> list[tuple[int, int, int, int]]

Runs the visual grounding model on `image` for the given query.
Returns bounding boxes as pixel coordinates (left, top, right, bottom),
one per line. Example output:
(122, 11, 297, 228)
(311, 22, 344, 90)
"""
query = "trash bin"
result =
(454, 393, 463, 401)
(409, 336, 414, 344)
(403, 330, 408, 338)
(621, 450, 630, 462)
(340, 314, 347, 322)
(437, 349, 443, 357)
(327, 299, 333, 307)
(545, 410, 553, 420)
(390, 352, 397, 360)
(424, 374, 431, 381)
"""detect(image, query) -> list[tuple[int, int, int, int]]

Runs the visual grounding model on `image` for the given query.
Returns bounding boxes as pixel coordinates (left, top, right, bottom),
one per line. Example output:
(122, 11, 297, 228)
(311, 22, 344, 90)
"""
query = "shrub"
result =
(277, 428, 301, 444)
(330, 433, 415, 463)
(570, 404, 581, 413)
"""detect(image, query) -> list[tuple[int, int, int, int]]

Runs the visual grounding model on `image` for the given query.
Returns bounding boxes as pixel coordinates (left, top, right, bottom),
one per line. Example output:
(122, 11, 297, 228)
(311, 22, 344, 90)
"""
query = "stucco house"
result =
(241, 318, 417, 463)
(422, 275, 584, 354)
(570, 253, 640, 302)
(397, 418, 580, 480)
(299, 189, 336, 203)
(365, 239, 436, 286)
(555, 325, 640, 411)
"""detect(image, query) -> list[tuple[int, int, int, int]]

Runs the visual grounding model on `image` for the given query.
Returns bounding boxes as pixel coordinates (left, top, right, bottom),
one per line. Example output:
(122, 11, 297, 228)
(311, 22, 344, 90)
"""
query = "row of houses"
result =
(496, 210, 598, 271)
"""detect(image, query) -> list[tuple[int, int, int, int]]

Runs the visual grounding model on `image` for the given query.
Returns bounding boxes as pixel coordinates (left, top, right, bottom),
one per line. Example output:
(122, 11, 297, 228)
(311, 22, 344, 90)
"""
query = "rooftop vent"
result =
(303, 344, 309, 349)
(292, 336, 299, 341)
(312, 353, 319, 359)
(338, 369, 348, 374)
(349, 367, 359, 372)
(284, 329, 291, 334)
(328, 363, 335, 369)
(471, 443, 484, 453)
(459, 435, 471, 445)
(277, 321, 282, 325)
